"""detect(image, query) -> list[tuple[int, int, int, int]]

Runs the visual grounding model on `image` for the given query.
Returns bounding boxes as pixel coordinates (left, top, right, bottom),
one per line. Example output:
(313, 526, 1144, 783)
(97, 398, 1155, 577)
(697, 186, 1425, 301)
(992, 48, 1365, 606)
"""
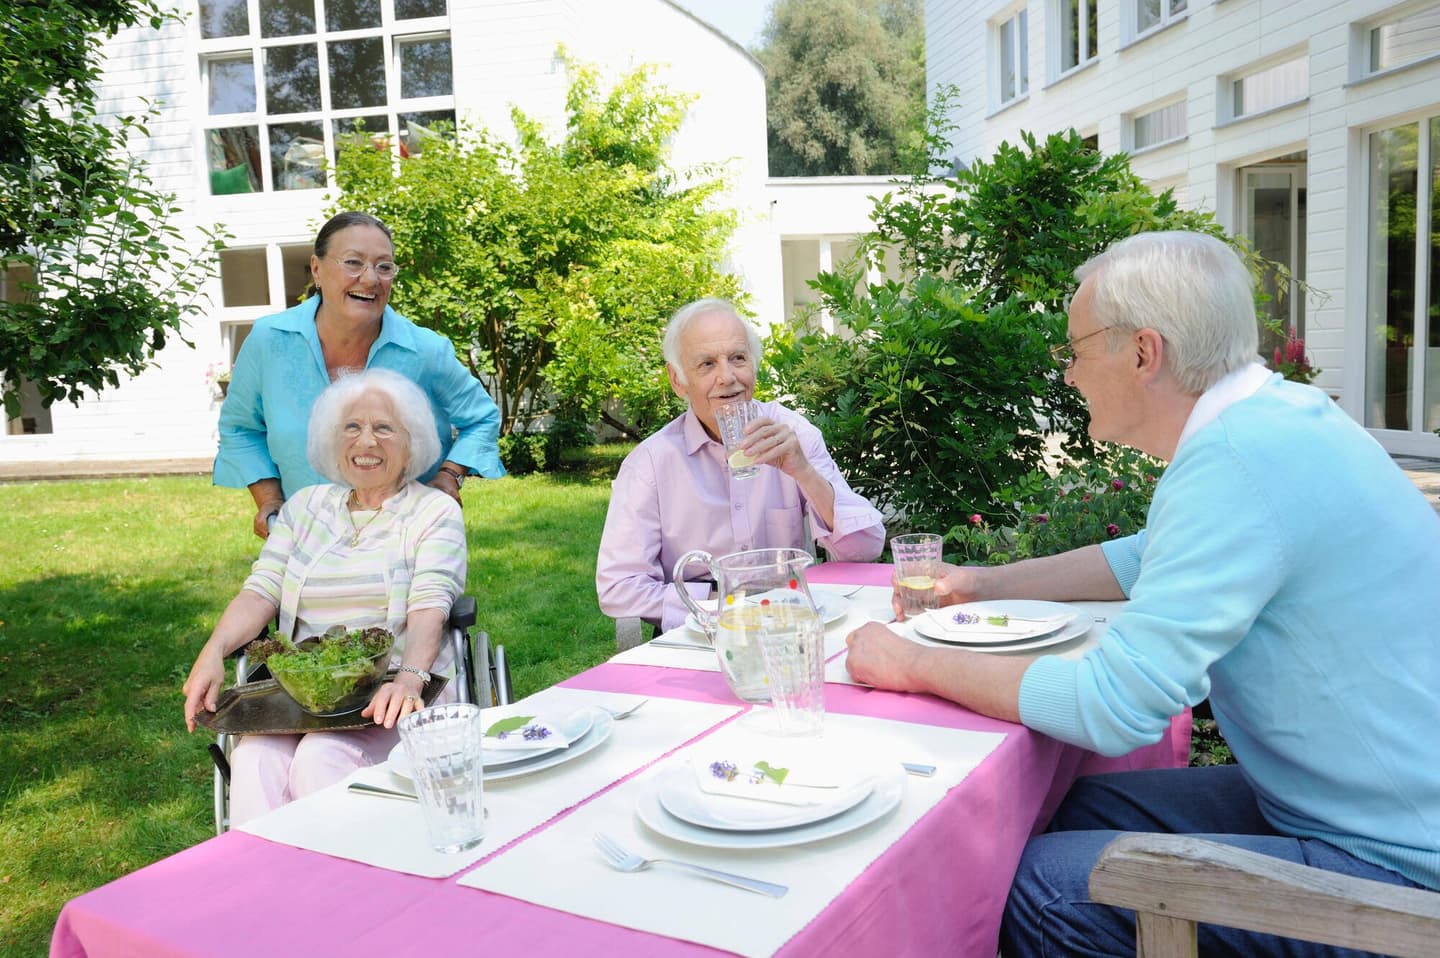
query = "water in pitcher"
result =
(714, 605, 769, 702)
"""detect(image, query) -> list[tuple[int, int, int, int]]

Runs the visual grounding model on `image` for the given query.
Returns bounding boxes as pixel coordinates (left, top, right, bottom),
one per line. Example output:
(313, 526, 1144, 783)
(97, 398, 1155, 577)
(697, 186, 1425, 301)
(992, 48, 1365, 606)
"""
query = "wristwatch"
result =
(396, 665, 432, 683)
(439, 465, 466, 489)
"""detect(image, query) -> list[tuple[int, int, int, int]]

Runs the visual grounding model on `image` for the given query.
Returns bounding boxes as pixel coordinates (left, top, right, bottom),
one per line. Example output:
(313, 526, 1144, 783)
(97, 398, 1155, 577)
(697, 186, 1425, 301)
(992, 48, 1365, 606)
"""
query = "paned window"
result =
(1369, 5, 1440, 73)
(996, 8, 1029, 106)
(1135, 0, 1185, 37)
(197, 0, 454, 195)
(1060, 0, 1098, 74)
(1131, 100, 1185, 150)
(1232, 54, 1308, 118)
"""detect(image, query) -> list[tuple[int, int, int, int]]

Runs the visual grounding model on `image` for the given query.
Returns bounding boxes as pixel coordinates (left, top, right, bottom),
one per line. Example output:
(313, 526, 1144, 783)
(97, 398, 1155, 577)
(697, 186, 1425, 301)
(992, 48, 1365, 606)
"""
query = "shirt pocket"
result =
(763, 505, 807, 551)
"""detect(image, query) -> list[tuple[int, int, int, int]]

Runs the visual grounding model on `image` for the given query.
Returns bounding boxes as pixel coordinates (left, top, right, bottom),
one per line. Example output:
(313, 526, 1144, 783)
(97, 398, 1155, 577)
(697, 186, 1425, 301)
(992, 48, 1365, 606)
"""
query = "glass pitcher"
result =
(672, 547, 819, 703)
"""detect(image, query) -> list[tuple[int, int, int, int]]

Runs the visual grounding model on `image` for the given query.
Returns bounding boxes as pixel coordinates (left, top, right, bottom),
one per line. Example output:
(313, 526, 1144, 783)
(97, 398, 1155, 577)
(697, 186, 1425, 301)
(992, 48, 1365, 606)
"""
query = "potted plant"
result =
(206, 362, 232, 398)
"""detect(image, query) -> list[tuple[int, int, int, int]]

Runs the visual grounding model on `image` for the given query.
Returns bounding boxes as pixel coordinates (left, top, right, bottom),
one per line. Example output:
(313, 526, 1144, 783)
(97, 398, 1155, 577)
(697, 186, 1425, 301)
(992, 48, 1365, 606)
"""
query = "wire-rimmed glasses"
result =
(1048, 327, 1109, 368)
(331, 257, 399, 281)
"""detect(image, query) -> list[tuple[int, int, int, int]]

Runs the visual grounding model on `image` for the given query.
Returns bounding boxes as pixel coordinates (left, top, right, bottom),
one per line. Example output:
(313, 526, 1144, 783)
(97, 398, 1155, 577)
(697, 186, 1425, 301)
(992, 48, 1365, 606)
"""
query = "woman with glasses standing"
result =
(213, 211, 504, 538)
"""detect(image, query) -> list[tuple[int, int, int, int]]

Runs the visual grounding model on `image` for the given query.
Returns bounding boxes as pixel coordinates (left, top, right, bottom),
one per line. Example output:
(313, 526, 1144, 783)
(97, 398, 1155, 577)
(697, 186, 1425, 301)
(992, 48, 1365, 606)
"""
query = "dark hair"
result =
(313, 211, 393, 257)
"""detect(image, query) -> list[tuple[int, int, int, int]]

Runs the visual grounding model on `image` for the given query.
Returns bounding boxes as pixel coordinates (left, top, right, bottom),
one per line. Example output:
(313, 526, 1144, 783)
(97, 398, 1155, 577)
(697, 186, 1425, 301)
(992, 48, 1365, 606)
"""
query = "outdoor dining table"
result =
(50, 562, 1190, 958)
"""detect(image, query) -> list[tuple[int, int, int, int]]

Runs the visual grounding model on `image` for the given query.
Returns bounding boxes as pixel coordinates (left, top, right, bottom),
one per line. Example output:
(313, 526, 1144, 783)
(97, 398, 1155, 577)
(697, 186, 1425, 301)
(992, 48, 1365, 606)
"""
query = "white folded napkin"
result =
(483, 712, 571, 751)
(690, 754, 861, 807)
(925, 606, 1072, 641)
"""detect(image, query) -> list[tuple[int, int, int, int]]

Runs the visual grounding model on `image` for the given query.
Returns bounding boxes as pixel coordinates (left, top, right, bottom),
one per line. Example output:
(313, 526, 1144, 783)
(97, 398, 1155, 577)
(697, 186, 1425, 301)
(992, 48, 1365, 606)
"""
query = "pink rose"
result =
(1106, 523, 1120, 537)
(968, 514, 983, 526)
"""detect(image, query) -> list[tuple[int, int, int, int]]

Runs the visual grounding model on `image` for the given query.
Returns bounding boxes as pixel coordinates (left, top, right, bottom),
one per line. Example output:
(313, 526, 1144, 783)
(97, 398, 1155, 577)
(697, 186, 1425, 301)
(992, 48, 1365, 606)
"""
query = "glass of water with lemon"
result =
(716, 400, 760, 479)
(891, 533, 944, 616)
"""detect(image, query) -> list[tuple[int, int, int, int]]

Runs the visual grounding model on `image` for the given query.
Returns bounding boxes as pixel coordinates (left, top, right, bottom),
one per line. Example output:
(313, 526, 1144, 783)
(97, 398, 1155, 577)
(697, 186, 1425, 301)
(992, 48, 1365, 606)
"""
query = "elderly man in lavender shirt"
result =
(596, 298, 884, 632)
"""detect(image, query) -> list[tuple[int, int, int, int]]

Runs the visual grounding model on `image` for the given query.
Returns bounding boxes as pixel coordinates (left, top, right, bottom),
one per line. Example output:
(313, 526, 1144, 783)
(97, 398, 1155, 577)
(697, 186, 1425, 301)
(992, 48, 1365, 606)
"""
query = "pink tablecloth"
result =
(51, 568, 1189, 958)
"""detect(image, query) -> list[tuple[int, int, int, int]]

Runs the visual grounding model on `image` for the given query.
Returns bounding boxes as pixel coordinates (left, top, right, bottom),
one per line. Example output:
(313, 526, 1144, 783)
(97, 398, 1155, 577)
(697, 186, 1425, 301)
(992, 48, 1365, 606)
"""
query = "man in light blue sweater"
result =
(845, 231, 1440, 956)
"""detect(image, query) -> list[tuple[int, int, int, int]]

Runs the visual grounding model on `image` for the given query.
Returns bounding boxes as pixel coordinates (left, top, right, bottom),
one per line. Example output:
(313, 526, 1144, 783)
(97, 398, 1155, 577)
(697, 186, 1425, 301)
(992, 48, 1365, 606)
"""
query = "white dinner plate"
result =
(386, 707, 613, 782)
(913, 601, 1094, 653)
(685, 594, 850, 635)
(636, 764, 905, 849)
(656, 763, 875, 832)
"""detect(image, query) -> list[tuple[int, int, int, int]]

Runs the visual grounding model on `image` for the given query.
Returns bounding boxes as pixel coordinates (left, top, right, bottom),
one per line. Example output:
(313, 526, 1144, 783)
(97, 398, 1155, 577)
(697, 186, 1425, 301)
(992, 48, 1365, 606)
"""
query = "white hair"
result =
(306, 368, 441, 485)
(662, 298, 762, 385)
(1074, 231, 1259, 394)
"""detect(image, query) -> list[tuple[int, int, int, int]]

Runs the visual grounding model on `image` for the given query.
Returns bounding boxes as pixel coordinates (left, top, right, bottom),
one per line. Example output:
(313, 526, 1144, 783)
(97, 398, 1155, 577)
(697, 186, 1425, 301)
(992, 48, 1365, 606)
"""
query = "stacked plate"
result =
(385, 706, 614, 783)
(635, 751, 905, 849)
(910, 600, 1093, 654)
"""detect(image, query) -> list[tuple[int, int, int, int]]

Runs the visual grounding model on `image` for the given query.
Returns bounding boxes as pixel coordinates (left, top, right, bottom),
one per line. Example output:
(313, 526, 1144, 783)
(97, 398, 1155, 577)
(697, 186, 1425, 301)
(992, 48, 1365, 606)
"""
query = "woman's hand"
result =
(362, 674, 427, 729)
(182, 648, 228, 733)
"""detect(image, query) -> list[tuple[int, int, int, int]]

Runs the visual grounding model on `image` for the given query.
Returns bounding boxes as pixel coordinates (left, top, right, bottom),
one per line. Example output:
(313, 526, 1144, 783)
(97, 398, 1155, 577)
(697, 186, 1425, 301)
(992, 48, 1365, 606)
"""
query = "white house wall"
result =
(927, 0, 1440, 456)
(4, 0, 808, 466)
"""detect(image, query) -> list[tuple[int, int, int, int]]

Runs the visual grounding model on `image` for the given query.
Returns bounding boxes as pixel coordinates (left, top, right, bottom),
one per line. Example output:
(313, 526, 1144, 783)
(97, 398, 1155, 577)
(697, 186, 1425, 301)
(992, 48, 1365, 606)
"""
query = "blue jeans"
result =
(999, 765, 1422, 957)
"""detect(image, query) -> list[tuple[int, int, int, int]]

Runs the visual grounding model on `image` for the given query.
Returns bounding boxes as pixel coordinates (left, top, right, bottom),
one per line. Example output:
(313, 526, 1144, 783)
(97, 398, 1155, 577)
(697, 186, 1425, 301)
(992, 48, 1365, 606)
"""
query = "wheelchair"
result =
(207, 595, 511, 834)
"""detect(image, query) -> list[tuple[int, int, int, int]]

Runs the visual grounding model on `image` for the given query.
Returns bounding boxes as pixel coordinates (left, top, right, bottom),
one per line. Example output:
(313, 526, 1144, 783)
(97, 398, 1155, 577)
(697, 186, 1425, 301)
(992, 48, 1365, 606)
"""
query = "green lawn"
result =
(0, 455, 625, 958)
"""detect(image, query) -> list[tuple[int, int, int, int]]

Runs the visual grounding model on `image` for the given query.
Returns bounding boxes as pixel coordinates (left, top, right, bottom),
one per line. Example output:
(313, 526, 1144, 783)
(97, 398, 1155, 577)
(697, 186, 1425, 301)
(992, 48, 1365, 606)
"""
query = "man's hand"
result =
(892, 562, 985, 620)
(741, 417, 810, 478)
(844, 622, 927, 692)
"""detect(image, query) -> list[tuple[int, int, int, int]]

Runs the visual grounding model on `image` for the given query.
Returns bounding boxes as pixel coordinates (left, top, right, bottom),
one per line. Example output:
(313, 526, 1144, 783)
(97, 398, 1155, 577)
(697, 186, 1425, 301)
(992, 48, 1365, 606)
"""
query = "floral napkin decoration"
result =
(484, 714, 570, 751)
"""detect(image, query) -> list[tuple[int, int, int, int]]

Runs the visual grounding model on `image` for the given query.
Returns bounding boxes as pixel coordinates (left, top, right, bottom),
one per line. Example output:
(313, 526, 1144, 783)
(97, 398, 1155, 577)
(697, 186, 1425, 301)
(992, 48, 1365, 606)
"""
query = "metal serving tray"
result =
(196, 670, 449, 735)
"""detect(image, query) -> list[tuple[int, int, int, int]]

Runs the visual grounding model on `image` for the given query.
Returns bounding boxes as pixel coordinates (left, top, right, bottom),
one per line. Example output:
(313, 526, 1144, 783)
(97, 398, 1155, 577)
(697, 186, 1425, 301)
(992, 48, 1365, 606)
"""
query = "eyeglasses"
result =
(330, 257, 399, 281)
(1049, 327, 1110, 368)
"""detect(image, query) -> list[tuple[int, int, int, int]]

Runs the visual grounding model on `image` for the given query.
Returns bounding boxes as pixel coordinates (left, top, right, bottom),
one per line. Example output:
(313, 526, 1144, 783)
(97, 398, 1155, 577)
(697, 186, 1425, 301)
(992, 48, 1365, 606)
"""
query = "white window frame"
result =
(194, 0, 454, 197)
(1126, 96, 1187, 154)
(1220, 49, 1309, 125)
(1125, 0, 1187, 46)
(1358, 1, 1440, 79)
(1050, 0, 1098, 82)
(990, 5, 1030, 112)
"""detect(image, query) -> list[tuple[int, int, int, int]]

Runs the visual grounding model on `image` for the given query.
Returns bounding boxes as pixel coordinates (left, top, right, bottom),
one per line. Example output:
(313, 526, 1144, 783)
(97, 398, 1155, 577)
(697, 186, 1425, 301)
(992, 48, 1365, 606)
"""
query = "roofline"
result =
(657, 0, 767, 73)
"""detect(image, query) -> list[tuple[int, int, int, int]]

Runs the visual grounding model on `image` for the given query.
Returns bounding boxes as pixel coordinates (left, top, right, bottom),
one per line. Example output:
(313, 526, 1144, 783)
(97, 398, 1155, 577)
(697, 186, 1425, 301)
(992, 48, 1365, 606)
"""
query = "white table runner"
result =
(610, 586, 894, 673)
(238, 687, 742, 877)
(457, 712, 1006, 957)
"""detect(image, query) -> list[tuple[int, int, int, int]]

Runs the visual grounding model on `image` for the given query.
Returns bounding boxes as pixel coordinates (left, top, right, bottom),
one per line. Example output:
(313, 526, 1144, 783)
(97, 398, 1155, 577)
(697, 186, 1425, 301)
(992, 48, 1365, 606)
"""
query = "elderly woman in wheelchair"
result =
(183, 368, 467, 825)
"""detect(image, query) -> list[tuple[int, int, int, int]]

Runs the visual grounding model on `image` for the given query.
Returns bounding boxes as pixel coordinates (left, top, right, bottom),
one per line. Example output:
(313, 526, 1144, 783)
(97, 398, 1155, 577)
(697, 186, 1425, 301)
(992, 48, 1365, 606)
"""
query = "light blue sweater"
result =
(1020, 376, 1440, 889)
(213, 296, 504, 496)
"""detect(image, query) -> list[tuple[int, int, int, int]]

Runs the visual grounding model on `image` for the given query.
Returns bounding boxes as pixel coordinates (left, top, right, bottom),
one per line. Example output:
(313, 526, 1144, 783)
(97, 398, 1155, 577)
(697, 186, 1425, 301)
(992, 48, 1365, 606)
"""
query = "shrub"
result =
(947, 447, 1163, 564)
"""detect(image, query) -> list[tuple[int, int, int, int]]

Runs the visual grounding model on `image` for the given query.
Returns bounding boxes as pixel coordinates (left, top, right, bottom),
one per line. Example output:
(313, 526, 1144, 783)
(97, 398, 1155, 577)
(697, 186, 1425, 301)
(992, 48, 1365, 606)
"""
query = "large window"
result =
(1369, 4, 1440, 74)
(1230, 54, 1308, 120)
(1134, 0, 1185, 38)
(1058, 0, 1097, 75)
(198, 0, 454, 195)
(994, 8, 1029, 107)
(1365, 118, 1440, 433)
(1130, 100, 1186, 151)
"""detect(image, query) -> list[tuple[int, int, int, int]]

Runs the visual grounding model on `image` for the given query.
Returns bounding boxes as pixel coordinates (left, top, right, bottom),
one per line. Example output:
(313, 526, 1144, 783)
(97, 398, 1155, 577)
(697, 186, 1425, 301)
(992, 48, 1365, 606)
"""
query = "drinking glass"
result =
(398, 703, 486, 853)
(891, 533, 943, 617)
(756, 603, 825, 736)
(715, 401, 759, 479)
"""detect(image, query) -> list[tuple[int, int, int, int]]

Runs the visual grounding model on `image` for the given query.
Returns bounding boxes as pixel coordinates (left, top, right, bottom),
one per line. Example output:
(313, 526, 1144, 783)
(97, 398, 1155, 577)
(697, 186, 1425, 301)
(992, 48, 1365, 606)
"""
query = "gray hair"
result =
(306, 368, 440, 485)
(662, 298, 762, 385)
(1074, 231, 1259, 394)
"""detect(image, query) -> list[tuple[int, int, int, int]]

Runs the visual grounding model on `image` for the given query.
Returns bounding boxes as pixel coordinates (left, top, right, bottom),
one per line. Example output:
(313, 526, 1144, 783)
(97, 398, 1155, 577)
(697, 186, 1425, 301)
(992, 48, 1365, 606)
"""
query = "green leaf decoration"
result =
(485, 715, 536, 738)
(752, 760, 790, 785)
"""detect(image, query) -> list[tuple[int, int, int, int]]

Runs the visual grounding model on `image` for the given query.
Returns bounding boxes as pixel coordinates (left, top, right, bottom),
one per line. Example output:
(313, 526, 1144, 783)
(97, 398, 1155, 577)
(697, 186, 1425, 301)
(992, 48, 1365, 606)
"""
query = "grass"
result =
(0, 453, 626, 958)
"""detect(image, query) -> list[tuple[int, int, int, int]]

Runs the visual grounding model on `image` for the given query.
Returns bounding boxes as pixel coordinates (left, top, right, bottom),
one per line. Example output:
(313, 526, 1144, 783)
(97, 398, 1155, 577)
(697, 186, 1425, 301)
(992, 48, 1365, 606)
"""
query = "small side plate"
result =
(196, 670, 449, 735)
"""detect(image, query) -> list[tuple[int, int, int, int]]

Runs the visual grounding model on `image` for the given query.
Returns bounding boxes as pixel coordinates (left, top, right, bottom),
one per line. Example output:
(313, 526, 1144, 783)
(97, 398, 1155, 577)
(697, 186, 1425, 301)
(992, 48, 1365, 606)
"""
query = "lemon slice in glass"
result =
(728, 449, 756, 469)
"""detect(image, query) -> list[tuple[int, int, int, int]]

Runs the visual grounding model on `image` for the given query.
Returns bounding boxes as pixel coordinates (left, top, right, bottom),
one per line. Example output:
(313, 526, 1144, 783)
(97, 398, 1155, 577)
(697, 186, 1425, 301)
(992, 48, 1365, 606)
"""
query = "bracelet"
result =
(396, 664, 432, 683)
(438, 466, 466, 489)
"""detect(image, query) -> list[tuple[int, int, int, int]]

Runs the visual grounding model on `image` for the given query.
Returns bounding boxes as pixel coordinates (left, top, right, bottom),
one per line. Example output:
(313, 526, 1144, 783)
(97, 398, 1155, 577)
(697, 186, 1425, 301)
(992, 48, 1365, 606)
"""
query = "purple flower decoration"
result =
(522, 724, 552, 741)
(952, 612, 980, 625)
(1106, 523, 1120, 537)
(710, 760, 739, 782)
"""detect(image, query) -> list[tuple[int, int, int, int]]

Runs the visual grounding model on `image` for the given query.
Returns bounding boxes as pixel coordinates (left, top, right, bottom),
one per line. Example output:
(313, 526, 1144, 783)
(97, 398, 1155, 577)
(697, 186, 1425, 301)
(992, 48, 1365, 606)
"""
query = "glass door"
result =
(1239, 164, 1307, 365)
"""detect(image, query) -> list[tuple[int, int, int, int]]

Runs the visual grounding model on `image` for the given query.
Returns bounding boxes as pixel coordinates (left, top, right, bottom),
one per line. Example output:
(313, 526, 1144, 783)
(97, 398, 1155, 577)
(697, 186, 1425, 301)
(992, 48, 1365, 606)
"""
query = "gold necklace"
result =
(347, 491, 385, 546)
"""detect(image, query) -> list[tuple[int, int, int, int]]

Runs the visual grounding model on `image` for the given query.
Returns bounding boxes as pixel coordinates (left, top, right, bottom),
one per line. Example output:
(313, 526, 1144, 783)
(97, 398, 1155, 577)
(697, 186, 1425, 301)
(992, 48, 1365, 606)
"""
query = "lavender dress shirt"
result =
(596, 401, 885, 630)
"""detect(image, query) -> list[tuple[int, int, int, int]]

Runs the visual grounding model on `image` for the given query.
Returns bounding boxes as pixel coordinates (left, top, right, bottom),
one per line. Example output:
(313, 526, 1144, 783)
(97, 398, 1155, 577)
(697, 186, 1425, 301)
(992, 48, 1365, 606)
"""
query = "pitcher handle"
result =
(671, 549, 715, 636)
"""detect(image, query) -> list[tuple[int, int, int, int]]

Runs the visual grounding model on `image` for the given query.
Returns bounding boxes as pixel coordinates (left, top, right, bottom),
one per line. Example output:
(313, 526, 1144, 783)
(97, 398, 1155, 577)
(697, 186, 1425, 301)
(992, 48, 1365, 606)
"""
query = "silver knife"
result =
(348, 781, 418, 801)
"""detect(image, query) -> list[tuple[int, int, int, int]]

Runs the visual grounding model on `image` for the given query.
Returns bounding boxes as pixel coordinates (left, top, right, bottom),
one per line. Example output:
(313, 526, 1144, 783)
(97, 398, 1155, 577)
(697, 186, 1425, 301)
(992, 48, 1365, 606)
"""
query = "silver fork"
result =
(599, 698, 649, 720)
(592, 832, 787, 898)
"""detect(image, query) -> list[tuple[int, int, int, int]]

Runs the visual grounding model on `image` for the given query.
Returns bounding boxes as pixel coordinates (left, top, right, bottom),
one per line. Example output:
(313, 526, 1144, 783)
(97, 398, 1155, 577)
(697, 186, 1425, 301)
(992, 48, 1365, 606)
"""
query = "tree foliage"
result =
(766, 95, 1235, 538)
(757, 0, 926, 177)
(331, 55, 741, 441)
(1, 0, 224, 418)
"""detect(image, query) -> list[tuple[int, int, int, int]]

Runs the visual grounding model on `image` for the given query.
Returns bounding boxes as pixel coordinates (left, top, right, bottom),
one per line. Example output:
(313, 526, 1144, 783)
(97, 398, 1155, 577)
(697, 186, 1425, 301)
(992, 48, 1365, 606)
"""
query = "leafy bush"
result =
(498, 433, 550, 475)
(948, 447, 1163, 564)
(768, 109, 1228, 534)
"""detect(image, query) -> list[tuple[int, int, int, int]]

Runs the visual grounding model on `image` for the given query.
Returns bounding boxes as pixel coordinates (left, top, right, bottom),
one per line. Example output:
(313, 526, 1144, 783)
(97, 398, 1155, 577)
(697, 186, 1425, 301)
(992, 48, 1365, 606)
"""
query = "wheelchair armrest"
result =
(449, 595, 477, 630)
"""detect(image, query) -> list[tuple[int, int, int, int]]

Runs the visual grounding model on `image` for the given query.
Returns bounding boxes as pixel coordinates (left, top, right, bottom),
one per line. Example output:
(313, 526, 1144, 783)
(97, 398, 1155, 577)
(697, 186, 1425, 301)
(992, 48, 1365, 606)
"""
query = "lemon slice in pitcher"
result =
(728, 449, 756, 469)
